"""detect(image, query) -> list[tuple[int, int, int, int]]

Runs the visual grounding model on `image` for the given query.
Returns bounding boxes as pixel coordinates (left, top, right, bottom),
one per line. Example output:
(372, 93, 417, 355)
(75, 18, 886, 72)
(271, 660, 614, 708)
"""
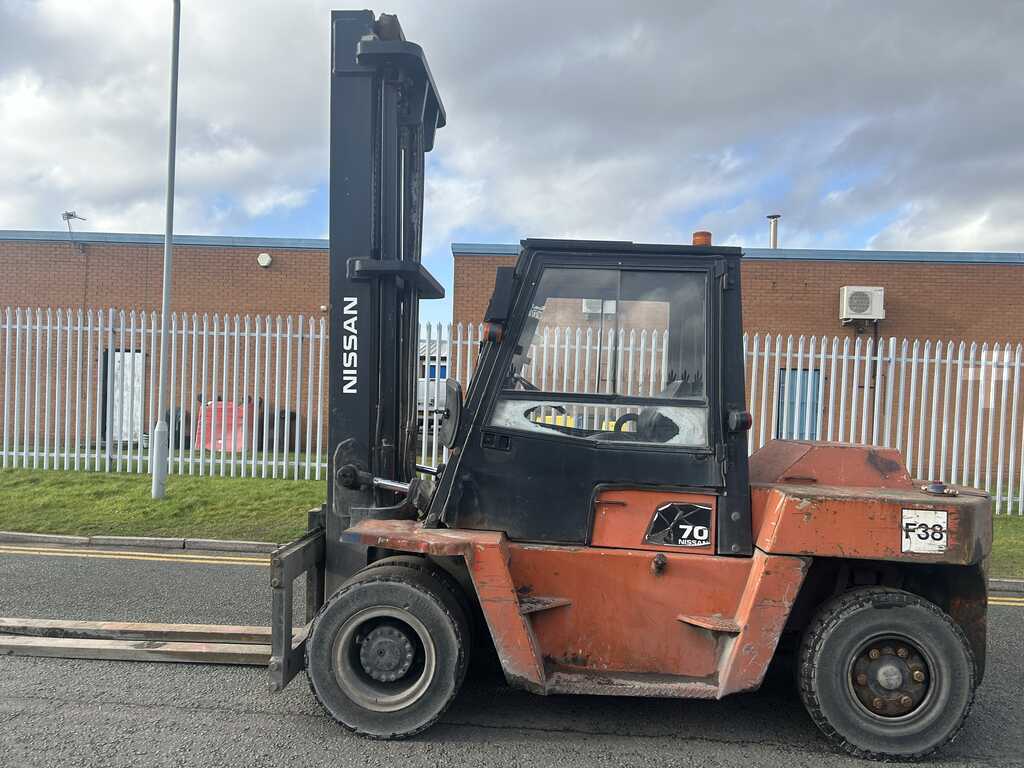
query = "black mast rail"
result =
(326, 10, 446, 594)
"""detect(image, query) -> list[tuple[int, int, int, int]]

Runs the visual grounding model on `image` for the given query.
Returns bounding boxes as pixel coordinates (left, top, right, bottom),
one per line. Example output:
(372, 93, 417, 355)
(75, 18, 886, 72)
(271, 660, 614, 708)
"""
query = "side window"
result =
(492, 267, 709, 447)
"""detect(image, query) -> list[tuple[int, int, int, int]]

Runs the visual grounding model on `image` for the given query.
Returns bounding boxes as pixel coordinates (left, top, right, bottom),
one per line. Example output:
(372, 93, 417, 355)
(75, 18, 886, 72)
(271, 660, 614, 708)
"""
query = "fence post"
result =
(1008, 345, 1022, 514)
(32, 309, 42, 468)
(973, 343, 988, 489)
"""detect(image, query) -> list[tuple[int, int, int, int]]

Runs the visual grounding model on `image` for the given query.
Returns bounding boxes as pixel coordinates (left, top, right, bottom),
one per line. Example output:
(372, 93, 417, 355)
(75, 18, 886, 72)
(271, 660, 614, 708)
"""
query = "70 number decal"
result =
(676, 524, 710, 543)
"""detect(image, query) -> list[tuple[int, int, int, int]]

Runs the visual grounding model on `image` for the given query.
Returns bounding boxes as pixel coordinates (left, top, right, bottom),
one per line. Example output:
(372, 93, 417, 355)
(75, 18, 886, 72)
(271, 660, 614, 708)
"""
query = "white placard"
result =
(901, 509, 948, 554)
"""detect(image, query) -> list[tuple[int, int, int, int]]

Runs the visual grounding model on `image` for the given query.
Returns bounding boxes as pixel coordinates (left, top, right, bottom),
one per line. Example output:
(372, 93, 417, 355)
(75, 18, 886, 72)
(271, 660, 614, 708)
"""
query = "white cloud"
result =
(0, 0, 1022, 258)
(240, 186, 312, 218)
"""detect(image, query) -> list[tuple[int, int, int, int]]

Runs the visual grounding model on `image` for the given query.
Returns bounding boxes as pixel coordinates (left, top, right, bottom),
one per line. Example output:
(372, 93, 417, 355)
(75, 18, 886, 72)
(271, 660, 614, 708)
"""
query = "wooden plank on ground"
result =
(0, 635, 270, 666)
(0, 617, 272, 644)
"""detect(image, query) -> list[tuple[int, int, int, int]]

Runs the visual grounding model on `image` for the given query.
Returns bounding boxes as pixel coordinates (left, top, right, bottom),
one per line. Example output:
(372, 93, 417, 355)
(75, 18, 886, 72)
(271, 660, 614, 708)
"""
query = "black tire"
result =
(360, 555, 475, 645)
(798, 587, 976, 761)
(306, 566, 470, 738)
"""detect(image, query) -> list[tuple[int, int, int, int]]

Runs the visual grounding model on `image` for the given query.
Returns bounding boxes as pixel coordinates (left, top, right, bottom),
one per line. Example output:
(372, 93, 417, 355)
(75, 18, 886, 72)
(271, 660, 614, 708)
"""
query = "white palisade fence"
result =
(1, 308, 1023, 514)
(426, 323, 1024, 514)
(0, 308, 328, 480)
(742, 333, 1024, 514)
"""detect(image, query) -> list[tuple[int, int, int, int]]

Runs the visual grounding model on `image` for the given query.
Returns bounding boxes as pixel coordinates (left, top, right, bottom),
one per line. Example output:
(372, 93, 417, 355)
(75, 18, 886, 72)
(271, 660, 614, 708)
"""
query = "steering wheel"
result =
(613, 413, 639, 432)
(524, 403, 568, 420)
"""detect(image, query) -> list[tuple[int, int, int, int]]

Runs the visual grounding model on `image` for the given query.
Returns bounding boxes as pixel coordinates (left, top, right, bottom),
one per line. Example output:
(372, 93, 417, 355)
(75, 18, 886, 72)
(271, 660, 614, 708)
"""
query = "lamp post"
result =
(152, 0, 181, 499)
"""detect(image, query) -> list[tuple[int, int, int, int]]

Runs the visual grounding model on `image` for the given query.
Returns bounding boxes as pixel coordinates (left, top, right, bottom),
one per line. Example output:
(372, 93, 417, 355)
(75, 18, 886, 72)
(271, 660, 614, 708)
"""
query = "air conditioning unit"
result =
(840, 286, 885, 322)
(582, 299, 616, 315)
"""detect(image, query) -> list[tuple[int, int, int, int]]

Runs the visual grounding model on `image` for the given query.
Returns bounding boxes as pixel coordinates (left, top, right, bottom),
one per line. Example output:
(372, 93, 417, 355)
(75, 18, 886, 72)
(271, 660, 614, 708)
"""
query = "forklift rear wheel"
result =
(306, 566, 470, 738)
(361, 555, 475, 644)
(799, 587, 975, 760)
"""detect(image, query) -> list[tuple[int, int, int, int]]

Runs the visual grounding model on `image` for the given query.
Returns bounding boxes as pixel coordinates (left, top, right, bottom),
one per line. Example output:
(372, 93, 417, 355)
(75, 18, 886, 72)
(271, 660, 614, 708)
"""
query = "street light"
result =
(152, 0, 181, 499)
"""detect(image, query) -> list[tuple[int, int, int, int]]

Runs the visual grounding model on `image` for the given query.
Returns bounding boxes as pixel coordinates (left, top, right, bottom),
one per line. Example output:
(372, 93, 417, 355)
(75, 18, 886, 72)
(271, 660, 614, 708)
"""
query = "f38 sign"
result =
(645, 502, 712, 548)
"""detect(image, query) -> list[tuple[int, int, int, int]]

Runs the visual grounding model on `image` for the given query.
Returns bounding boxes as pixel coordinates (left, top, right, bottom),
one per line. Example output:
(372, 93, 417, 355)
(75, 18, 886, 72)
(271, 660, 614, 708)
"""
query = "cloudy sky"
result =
(1, 1, 1022, 320)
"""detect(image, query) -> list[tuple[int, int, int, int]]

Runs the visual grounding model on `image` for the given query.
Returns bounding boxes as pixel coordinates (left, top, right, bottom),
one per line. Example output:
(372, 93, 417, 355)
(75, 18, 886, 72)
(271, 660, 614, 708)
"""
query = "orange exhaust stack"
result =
(692, 231, 712, 246)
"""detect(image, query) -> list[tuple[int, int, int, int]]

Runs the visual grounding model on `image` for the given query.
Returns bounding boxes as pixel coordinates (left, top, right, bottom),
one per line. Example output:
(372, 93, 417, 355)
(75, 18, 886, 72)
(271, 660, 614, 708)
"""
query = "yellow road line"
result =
(0, 545, 1021, 600)
(0, 545, 267, 567)
(0, 548, 268, 565)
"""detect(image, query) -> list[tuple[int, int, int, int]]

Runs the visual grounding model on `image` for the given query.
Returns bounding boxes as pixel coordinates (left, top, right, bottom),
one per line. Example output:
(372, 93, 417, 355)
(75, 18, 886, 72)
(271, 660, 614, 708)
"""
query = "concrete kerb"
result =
(0, 531, 277, 554)
(89, 535, 185, 549)
(184, 538, 279, 553)
(989, 578, 1024, 595)
(0, 531, 91, 546)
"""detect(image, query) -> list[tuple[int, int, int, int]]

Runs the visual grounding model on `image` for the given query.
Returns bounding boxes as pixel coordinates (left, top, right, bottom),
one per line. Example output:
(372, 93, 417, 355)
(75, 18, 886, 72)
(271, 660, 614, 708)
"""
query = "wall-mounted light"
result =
(256, 252, 273, 268)
(62, 210, 87, 255)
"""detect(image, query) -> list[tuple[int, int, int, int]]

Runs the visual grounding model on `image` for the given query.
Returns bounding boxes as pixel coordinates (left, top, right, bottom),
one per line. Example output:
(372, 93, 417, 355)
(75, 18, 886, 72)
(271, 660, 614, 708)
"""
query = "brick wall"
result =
(0, 239, 329, 317)
(452, 255, 512, 330)
(4, 237, 1022, 343)
(454, 253, 1024, 343)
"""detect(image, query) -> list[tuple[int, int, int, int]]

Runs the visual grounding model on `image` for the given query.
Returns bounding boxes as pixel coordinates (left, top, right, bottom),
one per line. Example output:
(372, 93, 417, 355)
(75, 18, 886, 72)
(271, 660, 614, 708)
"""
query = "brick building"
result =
(452, 243, 1024, 343)
(0, 230, 333, 461)
(0, 229, 329, 317)
(2, 230, 1023, 343)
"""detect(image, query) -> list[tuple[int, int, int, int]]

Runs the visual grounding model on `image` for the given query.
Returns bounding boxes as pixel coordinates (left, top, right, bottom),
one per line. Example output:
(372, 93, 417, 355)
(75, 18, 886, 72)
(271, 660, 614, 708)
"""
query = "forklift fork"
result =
(268, 508, 326, 692)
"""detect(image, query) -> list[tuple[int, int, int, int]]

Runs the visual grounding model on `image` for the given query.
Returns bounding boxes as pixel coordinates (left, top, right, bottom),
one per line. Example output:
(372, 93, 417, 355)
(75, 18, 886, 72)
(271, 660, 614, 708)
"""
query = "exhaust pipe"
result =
(767, 214, 780, 248)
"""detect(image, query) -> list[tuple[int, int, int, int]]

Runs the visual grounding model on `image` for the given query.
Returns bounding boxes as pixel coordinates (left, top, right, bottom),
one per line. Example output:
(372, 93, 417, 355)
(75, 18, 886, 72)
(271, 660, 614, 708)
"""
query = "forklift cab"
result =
(430, 239, 753, 557)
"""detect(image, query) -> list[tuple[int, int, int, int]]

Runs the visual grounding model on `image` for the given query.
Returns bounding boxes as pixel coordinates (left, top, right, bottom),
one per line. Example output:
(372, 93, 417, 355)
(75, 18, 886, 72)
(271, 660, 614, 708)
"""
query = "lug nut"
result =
(899, 695, 913, 707)
(856, 673, 868, 686)
(871, 698, 885, 711)
(868, 648, 881, 660)
(897, 647, 909, 659)
(912, 669, 926, 683)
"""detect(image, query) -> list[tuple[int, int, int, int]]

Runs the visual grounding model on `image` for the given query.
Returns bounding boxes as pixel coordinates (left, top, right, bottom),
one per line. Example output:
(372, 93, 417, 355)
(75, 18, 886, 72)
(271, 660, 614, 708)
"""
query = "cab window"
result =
(492, 267, 709, 447)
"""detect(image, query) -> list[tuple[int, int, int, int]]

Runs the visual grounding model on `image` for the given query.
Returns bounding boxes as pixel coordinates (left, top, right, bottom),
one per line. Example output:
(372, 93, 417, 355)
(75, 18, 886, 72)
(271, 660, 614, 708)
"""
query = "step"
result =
(675, 613, 741, 633)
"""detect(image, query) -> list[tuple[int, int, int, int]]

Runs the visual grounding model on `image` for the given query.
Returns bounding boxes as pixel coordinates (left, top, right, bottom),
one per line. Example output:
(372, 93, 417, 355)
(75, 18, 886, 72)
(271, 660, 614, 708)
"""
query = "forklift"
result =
(269, 11, 991, 760)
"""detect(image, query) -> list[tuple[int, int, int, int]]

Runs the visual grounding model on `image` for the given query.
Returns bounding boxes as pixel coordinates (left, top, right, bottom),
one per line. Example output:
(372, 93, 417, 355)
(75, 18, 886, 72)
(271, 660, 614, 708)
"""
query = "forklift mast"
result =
(326, 11, 446, 592)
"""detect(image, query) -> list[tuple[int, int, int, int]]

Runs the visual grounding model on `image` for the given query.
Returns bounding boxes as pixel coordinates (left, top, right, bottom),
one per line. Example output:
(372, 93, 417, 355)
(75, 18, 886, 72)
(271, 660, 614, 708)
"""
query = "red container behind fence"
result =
(200, 400, 255, 452)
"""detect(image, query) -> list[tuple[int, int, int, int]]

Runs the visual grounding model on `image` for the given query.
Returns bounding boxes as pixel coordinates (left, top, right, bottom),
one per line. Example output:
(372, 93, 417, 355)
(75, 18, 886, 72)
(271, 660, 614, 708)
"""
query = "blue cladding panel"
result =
(451, 242, 1024, 265)
(0, 229, 328, 250)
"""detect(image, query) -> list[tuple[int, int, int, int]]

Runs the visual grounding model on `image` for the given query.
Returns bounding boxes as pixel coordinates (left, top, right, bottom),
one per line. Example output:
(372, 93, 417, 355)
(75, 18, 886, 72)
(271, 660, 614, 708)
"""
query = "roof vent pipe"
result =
(767, 214, 780, 248)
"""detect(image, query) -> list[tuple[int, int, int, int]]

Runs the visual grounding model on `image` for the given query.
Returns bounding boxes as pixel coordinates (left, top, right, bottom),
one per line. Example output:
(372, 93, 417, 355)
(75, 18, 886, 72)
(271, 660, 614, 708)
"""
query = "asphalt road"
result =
(0, 545, 1021, 768)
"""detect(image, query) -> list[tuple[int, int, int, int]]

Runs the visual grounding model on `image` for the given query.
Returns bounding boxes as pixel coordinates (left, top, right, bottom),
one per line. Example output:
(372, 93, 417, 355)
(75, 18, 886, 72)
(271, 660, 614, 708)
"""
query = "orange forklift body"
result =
(340, 441, 990, 699)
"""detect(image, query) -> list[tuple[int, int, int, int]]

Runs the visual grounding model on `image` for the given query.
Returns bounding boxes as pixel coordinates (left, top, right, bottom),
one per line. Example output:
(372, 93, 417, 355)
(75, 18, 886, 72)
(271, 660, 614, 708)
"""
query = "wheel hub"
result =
(359, 624, 415, 682)
(875, 663, 903, 691)
(851, 640, 930, 717)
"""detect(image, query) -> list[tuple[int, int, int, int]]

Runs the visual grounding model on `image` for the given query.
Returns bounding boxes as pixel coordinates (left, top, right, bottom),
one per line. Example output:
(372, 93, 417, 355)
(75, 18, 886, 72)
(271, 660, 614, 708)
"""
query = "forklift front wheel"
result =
(799, 587, 976, 761)
(306, 566, 469, 738)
